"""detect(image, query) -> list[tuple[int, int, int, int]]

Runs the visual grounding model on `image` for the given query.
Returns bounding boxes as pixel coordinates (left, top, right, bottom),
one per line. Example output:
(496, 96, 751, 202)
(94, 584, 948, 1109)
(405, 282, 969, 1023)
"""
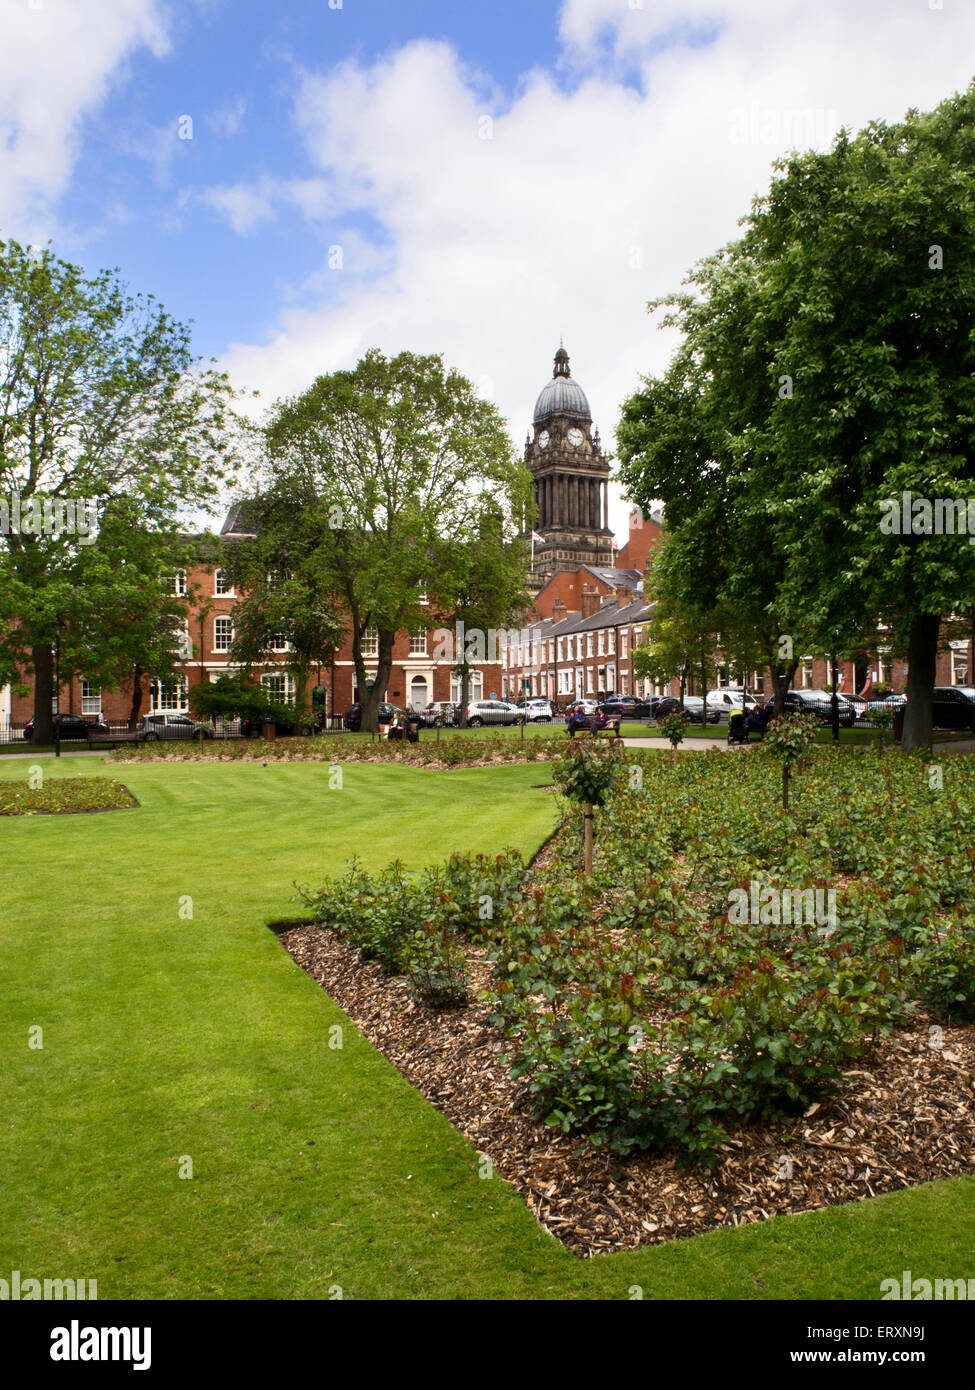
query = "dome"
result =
(533, 346, 591, 423)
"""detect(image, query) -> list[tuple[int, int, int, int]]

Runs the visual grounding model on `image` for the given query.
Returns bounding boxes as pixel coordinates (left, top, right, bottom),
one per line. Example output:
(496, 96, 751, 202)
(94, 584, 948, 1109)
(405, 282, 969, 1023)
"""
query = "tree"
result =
(63, 498, 205, 729)
(432, 503, 529, 727)
(220, 491, 346, 717)
(261, 350, 533, 732)
(0, 240, 243, 742)
(621, 84, 975, 753)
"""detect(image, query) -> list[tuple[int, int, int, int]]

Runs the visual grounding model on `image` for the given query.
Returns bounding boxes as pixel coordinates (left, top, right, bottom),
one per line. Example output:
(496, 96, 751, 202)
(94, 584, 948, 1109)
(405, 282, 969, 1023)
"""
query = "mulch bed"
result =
(279, 922, 975, 1258)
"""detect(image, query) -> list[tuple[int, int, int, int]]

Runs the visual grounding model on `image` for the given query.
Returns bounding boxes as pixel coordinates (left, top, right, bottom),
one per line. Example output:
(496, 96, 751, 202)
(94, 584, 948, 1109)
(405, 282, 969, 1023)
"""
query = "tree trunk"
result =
(358, 630, 394, 733)
(768, 658, 798, 717)
(32, 642, 54, 744)
(458, 661, 471, 729)
(128, 666, 144, 730)
(902, 611, 940, 754)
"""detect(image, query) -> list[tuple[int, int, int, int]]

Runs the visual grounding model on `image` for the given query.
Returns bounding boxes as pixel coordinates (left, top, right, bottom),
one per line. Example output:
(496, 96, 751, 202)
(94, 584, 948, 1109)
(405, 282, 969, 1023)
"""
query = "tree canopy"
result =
(255, 349, 533, 731)
(0, 239, 243, 739)
(617, 84, 975, 750)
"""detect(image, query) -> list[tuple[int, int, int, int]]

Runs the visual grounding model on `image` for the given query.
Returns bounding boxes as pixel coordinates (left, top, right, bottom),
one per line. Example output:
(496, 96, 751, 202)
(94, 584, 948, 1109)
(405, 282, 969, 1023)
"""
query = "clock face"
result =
(567, 427, 584, 446)
(538, 430, 550, 449)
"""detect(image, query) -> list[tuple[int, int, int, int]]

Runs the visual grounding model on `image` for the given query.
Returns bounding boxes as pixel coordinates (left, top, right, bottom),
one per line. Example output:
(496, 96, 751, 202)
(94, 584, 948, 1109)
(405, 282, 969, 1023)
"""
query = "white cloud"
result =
(0, 0, 169, 241)
(200, 177, 277, 236)
(213, 3, 975, 540)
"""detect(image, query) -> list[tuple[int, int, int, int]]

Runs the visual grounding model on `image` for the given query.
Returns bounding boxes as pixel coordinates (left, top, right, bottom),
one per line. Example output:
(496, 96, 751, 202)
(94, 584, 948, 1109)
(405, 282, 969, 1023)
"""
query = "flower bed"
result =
(0, 777, 138, 816)
(109, 732, 568, 768)
(281, 745, 975, 1253)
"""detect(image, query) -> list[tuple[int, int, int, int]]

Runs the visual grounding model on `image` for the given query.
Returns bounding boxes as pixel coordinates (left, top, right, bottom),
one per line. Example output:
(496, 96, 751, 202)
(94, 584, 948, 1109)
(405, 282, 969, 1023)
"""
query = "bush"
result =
(914, 914, 975, 1022)
(403, 924, 469, 1010)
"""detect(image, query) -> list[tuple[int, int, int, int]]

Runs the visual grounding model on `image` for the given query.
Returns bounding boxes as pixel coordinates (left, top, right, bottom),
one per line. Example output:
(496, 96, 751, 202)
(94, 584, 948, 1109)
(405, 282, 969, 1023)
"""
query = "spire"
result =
(553, 343, 570, 379)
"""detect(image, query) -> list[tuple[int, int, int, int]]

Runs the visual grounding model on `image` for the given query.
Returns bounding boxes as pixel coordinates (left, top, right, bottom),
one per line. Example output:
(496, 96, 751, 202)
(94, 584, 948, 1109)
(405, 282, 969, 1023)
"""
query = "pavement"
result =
(621, 735, 733, 752)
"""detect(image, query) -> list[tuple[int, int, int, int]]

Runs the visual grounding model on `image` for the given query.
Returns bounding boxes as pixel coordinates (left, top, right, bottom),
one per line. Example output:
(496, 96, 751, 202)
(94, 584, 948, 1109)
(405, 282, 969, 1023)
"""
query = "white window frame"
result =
(268, 633, 291, 653)
(597, 630, 605, 656)
(81, 681, 102, 716)
(450, 670, 483, 702)
(361, 628, 379, 658)
(214, 568, 234, 597)
(168, 571, 187, 597)
(150, 676, 189, 713)
(213, 616, 234, 653)
(621, 630, 629, 660)
(409, 628, 427, 656)
(587, 633, 595, 658)
(261, 672, 296, 705)
(608, 629, 616, 655)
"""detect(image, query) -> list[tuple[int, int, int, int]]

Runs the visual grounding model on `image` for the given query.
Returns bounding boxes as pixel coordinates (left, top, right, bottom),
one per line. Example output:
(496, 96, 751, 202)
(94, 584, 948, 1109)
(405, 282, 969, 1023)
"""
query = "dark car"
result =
(932, 686, 975, 730)
(653, 696, 720, 726)
(137, 713, 214, 741)
(344, 702, 407, 731)
(599, 696, 655, 720)
(780, 689, 855, 727)
(23, 713, 110, 742)
(680, 696, 722, 725)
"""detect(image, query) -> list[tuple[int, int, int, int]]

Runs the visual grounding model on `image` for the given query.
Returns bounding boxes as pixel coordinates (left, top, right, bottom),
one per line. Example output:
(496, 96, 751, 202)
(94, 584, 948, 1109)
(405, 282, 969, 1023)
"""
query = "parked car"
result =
(463, 699, 523, 727)
(706, 688, 759, 720)
(23, 712, 110, 742)
(653, 696, 721, 725)
(932, 686, 975, 730)
(781, 689, 855, 726)
(137, 713, 214, 741)
(517, 698, 554, 722)
(680, 695, 723, 725)
(563, 699, 598, 720)
(420, 701, 459, 727)
(343, 702, 410, 731)
(596, 697, 640, 721)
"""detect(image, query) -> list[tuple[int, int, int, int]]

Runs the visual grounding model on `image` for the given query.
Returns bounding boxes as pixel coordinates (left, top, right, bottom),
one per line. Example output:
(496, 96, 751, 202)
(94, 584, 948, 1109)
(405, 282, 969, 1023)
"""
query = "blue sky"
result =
(4, 0, 975, 534)
(57, 1, 583, 356)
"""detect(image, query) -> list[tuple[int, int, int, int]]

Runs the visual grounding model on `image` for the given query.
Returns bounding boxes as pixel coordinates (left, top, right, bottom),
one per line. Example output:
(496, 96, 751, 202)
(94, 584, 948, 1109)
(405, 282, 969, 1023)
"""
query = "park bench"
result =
(84, 730, 142, 749)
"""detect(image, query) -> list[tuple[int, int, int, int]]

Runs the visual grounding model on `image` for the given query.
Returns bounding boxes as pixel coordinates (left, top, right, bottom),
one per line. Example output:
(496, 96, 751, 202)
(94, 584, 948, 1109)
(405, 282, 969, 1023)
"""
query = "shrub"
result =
(914, 914, 975, 1022)
(403, 924, 469, 1010)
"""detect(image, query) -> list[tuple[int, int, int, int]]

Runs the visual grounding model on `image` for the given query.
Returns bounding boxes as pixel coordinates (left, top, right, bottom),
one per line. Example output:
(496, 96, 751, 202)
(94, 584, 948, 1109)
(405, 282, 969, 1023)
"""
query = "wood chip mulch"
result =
(279, 923, 975, 1258)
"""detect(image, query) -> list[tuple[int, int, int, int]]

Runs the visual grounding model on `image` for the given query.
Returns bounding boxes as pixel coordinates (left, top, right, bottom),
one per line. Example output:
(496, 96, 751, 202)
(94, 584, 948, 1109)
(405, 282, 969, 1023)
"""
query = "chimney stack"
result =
(552, 598, 567, 623)
(580, 584, 600, 619)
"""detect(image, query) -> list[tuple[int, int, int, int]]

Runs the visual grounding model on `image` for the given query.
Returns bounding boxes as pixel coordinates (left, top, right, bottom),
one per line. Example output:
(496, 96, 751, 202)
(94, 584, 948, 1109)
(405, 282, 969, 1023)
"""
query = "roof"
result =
(220, 499, 260, 537)
(532, 346, 591, 423)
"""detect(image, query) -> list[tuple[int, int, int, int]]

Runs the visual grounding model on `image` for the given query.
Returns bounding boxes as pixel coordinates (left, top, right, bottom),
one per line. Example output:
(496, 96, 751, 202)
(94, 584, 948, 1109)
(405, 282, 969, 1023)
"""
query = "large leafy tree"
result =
(619, 84, 975, 751)
(260, 349, 533, 732)
(432, 503, 529, 726)
(62, 496, 206, 728)
(220, 490, 346, 712)
(0, 240, 242, 741)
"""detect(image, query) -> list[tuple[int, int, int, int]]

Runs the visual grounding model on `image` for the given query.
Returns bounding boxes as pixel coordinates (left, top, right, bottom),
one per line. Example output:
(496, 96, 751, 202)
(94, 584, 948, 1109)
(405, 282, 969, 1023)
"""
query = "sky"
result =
(3, 0, 975, 539)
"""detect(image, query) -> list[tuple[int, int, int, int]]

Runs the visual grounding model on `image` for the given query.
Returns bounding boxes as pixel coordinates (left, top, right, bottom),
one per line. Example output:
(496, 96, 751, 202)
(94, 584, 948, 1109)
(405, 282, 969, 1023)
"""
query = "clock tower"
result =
(525, 345, 613, 589)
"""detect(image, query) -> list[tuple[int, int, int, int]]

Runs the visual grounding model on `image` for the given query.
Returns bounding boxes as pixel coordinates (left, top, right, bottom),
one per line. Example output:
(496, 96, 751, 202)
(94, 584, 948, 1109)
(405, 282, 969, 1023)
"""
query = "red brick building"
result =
(1, 505, 502, 730)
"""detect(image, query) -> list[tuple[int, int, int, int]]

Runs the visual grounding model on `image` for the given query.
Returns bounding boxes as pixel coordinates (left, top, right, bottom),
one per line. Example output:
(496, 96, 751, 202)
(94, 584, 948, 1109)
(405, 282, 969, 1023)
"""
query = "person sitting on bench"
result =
(744, 701, 774, 738)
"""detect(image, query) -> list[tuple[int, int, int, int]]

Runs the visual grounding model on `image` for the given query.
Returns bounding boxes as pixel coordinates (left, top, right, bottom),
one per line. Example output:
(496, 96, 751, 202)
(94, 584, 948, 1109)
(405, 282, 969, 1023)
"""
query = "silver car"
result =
(137, 713, 213, 741)
(463, 699, 523, 727)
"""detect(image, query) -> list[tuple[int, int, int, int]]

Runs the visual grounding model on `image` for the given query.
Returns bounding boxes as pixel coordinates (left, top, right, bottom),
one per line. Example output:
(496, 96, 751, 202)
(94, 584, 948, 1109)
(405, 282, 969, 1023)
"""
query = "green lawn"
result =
(1, 754, 971, 1299)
